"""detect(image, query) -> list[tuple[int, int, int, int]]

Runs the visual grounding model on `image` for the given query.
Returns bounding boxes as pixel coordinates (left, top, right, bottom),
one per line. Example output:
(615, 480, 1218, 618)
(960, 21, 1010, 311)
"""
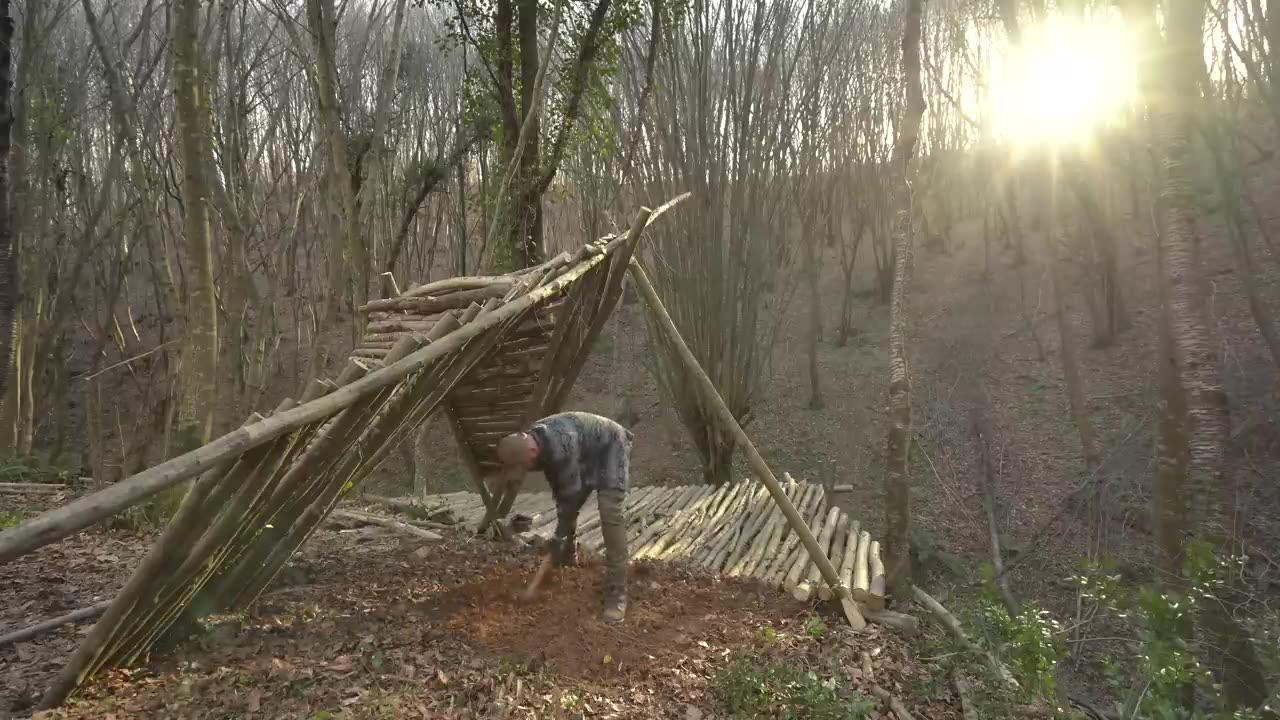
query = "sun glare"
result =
(989, 15, 1138, 148)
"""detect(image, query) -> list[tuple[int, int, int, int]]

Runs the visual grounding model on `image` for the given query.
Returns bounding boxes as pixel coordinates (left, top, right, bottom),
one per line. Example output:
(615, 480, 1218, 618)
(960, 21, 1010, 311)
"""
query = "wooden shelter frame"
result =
(0, 202, 682, 708)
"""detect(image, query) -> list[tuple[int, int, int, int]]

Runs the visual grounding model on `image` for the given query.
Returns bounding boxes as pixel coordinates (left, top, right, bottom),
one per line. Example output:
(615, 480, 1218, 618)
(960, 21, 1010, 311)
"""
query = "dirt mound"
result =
(430, 558, 802, 681)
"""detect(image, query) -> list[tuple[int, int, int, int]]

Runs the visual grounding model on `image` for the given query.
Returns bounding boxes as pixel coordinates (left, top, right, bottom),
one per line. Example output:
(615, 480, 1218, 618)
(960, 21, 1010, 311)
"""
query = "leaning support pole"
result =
(629, 259, 866, 630)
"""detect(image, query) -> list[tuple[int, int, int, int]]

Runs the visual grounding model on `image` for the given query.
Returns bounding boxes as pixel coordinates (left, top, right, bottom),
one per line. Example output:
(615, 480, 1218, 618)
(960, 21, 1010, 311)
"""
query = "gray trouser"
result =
(554, 487, 628, 597)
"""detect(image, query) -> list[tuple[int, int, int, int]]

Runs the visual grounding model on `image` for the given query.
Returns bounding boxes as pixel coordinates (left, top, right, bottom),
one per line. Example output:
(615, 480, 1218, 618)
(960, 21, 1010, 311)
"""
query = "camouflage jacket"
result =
(529, 412, 632, 501)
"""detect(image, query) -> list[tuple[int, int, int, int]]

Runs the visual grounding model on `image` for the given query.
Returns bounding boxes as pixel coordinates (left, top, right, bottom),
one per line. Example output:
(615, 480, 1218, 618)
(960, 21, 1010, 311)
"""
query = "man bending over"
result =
(496, 412, 633, 623)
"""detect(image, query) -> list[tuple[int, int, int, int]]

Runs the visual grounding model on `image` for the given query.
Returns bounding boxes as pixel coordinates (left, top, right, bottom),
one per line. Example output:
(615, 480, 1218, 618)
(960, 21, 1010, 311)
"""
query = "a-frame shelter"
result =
(0, 202, 677, 707)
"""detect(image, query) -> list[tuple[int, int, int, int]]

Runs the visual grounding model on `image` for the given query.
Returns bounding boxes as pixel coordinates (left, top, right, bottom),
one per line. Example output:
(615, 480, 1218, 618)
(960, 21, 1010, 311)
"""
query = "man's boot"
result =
(598, 487, 628, 623)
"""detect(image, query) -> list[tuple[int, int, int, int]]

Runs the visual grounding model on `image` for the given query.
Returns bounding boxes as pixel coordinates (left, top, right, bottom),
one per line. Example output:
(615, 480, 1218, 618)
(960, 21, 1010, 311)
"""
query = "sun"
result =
(989, 14, 1138, 148)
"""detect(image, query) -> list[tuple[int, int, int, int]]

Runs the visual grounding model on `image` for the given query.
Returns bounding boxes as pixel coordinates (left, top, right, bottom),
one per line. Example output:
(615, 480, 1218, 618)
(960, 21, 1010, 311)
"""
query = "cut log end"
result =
(863, 606, 920, 634)
(840, 596, 868, 631)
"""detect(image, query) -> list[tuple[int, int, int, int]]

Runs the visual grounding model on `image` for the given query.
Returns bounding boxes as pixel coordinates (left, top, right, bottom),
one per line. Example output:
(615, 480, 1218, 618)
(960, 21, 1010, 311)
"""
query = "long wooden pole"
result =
(628, 259, 865, 630)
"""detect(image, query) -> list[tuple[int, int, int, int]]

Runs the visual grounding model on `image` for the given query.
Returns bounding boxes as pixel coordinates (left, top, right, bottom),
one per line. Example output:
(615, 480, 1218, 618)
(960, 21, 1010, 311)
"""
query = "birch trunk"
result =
(883, 0, 926, 600)
(174, 0, 218, 447)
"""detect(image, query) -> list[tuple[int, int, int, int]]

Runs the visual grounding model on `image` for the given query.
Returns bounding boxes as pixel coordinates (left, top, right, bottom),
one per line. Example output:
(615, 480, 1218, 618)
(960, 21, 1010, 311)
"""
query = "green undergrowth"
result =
(0, 455, 78, 485)
(714, 655, 877, 719)
(0, 509, 24, 529)
(909, 541, 1280, 719)
(908, 618, 1046, 718)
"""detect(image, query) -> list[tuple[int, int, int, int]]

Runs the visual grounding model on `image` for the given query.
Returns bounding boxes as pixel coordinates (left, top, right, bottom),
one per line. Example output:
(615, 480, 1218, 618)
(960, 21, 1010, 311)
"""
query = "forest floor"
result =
(2, 490, 957, 720)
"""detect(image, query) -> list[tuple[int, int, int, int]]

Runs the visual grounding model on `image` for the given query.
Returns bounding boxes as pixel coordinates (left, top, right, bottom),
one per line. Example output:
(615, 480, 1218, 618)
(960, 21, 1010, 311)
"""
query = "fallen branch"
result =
(361, 494, 453, 523)
(0, 483, 68, 495)
(339, 508, 454, 532)
(0, 602, 112, 647)
(331, 510, 443, 543)
(913, 585, 1016, 688)
(870, 685, 916, 720)
(862, 606, 919, 634)
(953, 674, 978, 720)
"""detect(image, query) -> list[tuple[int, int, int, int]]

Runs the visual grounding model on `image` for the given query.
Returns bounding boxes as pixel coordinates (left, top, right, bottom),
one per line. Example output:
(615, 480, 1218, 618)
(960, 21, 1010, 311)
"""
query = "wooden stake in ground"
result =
(630, 260, 864, 630)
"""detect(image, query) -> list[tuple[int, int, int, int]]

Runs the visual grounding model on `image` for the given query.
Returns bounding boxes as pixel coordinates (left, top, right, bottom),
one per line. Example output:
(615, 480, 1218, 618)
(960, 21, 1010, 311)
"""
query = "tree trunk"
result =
(0, 0, 35, 459)
(805, 236, 822, 410)
(1064, 164, 1129, 346)
(883, 0, 925, 601)
(173, 0, 219, 447)
(700, 430, 734, 486)
(514, 0, 543, 269)
(359, 0, 409, 300)
(456, 141, 469, 276)
(1046, 236, 1100, 475)
(1156, 0, 1271, 705)
(1153, 221, 1188, 582)
(837, 265, 854, 347)
(0, 0, 15, 408)
(307, 0, 363, 312)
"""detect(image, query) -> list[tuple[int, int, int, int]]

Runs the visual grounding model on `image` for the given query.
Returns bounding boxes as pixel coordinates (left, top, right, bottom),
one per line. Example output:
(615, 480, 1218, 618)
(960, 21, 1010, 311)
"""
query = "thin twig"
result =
(78, 340, 177, 381)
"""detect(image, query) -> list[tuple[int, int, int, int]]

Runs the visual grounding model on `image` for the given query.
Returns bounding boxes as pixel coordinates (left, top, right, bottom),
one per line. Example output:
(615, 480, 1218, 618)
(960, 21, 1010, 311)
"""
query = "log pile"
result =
(418, 477, 889, 608)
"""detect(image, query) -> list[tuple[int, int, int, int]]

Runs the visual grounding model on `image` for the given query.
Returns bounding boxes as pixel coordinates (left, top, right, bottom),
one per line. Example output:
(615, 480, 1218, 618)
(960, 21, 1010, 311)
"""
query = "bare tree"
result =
(1150, 0, 1271, 705)
(173, 0, 219, 447)
(0, 0, 14, 406)
(883, 0, 926, 599)
(633, 0, 816, 483)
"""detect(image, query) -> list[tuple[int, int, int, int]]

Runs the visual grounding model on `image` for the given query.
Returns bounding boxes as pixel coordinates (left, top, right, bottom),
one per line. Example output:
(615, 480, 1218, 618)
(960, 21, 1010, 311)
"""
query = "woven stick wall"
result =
(3, 205, 679, 709)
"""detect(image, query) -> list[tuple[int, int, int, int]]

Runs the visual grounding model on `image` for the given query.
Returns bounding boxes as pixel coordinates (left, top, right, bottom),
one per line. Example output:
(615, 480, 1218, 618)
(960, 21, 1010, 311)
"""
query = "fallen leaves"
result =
(3, 524, 948, 720)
